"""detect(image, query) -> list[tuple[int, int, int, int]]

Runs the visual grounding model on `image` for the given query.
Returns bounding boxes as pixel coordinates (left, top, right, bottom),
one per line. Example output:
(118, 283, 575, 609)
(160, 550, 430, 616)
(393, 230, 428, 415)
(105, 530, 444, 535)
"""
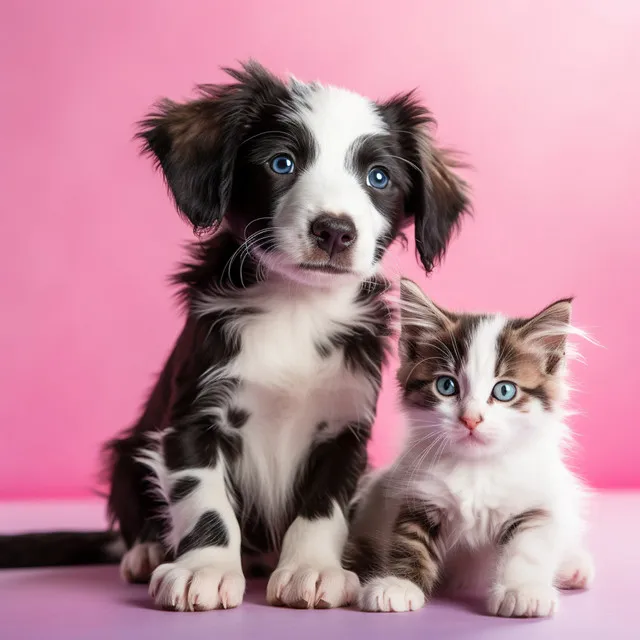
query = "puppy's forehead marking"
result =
(293, 85, 387, 153)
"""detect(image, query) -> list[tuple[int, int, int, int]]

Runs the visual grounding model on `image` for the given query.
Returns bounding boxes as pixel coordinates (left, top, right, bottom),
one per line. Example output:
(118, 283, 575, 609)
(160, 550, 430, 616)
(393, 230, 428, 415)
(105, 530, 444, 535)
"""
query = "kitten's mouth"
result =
(458, 431, 488, 447)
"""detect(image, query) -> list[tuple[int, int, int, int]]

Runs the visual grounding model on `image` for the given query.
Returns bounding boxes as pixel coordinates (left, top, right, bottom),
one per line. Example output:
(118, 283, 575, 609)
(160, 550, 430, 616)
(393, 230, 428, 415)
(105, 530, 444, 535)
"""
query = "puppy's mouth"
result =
(298, 263, 353, 275)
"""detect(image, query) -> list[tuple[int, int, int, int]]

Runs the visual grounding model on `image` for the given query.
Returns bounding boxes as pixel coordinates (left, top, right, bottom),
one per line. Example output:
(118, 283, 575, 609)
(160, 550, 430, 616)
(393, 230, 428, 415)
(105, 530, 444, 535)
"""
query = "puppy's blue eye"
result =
(492, 381, 517, 402)
(270, 154, 295, 175)
(435, 375, 458, 397)
(367, 167, 389, 189)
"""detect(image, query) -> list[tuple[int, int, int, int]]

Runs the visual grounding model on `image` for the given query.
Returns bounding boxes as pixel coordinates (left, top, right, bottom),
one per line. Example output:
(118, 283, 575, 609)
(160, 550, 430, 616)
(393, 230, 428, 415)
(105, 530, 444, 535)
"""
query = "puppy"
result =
(0, 62, 469, 611)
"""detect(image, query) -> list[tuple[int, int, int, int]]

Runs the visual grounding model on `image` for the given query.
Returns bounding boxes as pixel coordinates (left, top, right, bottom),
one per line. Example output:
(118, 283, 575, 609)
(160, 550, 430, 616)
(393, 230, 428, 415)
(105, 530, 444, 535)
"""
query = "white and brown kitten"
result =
(347, 278, 594, 617)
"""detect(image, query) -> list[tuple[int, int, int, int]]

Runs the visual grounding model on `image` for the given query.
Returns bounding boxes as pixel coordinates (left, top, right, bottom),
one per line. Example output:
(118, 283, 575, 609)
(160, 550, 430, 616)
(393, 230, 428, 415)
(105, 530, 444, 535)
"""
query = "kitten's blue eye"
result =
(270, 154, 295, 174)
(435, 375, 458, 397)
(492, 381, 517, 402)
(366, 167, 390, 189)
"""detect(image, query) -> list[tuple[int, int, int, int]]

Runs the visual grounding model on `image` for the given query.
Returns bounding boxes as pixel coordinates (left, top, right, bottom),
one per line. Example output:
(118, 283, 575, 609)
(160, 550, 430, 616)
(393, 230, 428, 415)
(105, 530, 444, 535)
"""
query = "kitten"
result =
(347, 278, 594, 617)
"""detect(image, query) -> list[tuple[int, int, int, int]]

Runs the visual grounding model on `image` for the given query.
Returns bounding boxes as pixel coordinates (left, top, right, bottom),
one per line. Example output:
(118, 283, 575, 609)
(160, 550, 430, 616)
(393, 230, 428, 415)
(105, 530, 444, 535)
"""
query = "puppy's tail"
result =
(0, 531, 124, 568)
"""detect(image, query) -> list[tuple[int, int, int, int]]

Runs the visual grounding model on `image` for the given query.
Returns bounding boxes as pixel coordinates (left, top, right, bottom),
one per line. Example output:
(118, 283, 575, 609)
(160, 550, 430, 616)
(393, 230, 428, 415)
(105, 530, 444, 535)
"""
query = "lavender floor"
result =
(1, 494, 638, 640)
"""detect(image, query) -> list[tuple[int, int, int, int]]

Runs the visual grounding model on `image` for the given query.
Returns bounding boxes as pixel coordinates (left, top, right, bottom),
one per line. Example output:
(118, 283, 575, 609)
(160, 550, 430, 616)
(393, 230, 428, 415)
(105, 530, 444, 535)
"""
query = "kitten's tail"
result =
(0, 531, 123, 568)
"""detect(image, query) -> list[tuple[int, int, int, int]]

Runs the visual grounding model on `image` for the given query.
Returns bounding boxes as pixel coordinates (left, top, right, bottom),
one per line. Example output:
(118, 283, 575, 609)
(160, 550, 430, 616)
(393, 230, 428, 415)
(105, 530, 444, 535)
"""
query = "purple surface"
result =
(1, 494, 638, 640)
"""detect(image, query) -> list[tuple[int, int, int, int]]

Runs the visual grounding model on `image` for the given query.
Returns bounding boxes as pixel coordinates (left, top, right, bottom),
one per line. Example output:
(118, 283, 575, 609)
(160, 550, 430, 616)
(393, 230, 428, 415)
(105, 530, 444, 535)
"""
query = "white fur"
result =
(266, 501, 359, 608)
(136, 448, 245, 610)
(357, 316, 592, 616)
(197, 278, 379, 539)
(463, 316, 507, 406)
(360, 576, 425, 613)
(150, 549, 245, 611)
(273, 84, 390, 280)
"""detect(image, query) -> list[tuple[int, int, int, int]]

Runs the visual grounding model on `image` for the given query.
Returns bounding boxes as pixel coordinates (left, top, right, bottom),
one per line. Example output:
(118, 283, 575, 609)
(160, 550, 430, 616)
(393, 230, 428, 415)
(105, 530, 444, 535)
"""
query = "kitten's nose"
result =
(460, 414, 483, 431)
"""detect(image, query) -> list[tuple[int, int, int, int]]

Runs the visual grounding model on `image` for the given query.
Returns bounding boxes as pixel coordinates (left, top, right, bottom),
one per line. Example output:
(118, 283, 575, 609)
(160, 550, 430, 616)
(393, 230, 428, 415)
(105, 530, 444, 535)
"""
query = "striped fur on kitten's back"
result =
(347, 279, 594, 617)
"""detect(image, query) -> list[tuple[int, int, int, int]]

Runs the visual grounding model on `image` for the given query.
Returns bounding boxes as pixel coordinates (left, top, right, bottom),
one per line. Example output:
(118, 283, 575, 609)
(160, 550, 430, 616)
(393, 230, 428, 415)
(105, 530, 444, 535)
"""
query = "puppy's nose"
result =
(460, 414, 483, 431)
(310, 214, 357, 256)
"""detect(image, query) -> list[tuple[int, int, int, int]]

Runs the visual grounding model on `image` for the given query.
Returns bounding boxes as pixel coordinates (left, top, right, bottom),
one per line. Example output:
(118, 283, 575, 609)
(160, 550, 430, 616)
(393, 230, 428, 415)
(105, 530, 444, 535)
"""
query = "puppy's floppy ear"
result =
(136, 60, 289, 230)
(379, 92, 470, 273)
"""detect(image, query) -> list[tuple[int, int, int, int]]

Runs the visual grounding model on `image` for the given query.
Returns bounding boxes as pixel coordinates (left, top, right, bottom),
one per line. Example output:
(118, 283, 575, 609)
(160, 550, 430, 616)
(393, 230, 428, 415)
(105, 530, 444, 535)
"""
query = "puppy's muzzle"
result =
(310, 214, 357, 258)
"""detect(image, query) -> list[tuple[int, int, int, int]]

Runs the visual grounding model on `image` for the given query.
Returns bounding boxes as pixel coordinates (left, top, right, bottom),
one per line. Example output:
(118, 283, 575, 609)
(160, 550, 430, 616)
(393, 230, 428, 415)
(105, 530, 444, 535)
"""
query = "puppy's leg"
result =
(266, 426, 365, 609)
(488, 509, 560, 618)
(120, 541, 165, 584)
(139, 433, 244, 612)
(267, 501, 359, 609)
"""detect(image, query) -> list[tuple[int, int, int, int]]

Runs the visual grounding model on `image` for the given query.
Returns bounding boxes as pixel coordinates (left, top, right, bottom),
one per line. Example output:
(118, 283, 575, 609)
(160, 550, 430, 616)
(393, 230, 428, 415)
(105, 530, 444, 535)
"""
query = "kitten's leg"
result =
(555, 547, 595, 590)
(139, 431, 244, 612)
(359, 501, 443, 613)
(266, 426, 365, 609)
(488, 509, 560, 618)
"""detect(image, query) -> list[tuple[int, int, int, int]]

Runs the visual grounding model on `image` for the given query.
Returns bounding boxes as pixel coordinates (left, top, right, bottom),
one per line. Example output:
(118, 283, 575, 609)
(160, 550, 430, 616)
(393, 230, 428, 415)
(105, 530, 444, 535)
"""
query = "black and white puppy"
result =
(0, 62, 469, 611)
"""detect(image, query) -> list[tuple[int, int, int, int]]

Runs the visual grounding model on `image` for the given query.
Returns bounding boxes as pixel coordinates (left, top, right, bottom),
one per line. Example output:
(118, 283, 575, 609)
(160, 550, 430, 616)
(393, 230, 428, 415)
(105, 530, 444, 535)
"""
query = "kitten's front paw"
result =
(556, 549, 595, 590)
(266, 565, 359, 608)
(149, 562, 245, 611)
(360, 576, 425, 612)
(488, 583, 558, 618)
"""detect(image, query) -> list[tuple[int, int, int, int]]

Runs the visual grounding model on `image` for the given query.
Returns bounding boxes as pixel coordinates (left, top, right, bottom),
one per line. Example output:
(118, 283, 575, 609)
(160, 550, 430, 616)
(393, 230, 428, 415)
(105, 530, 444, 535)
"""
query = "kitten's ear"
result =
(378, 93, 470, 273)
(516, 298, 573, 369)
(399, 278, 455, 361)
(400, 278, 453, 330)
(136, 61, 288, 230)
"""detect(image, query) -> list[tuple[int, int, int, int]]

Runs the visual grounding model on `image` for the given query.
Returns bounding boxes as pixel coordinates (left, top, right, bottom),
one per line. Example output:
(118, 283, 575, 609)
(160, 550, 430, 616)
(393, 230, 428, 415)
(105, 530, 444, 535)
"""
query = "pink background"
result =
(1, 1, 638, 498)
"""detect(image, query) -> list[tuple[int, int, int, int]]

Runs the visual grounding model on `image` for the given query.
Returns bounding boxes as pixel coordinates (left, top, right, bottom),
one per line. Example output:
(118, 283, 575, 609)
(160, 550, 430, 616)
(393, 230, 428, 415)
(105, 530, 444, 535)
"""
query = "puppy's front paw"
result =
(488, 583, 558, 618)
(266, 565, 359, 609)
(149, 562, 245, 611)
(120, 542, 164, 583)
(556, 549, 595, 590)
(359, 576, 425, 612)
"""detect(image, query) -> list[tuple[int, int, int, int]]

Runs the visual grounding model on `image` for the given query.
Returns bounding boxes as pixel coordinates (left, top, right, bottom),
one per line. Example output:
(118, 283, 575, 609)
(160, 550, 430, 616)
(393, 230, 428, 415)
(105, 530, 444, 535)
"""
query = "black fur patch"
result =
(320, 277, 394, 383)
(136, 62, 293, 231)
(296, 421, 371, 520)
(0, 531, 120, 569)
(377, 92, 470, 272)
(227, 407, 249, 430)
(176, 511, 229, 557)
(246, 563, 272, 578)
(169, 476, 200, 503)
(347, 134, 410, 262)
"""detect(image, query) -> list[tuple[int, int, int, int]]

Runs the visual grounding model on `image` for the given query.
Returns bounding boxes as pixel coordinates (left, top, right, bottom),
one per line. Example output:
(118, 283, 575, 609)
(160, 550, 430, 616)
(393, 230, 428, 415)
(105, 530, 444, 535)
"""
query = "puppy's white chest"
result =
(221, 286, 376, 524)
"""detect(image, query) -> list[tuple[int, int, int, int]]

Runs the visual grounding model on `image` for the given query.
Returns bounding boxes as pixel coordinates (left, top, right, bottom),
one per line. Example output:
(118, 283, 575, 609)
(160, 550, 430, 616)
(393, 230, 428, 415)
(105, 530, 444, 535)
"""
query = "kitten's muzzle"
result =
(460, 414, 483, 431)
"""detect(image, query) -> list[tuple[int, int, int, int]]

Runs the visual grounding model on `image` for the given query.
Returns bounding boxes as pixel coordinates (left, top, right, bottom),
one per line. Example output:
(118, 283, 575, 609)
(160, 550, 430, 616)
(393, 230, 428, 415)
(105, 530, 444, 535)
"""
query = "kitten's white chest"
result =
(418, 459, 541, 548)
